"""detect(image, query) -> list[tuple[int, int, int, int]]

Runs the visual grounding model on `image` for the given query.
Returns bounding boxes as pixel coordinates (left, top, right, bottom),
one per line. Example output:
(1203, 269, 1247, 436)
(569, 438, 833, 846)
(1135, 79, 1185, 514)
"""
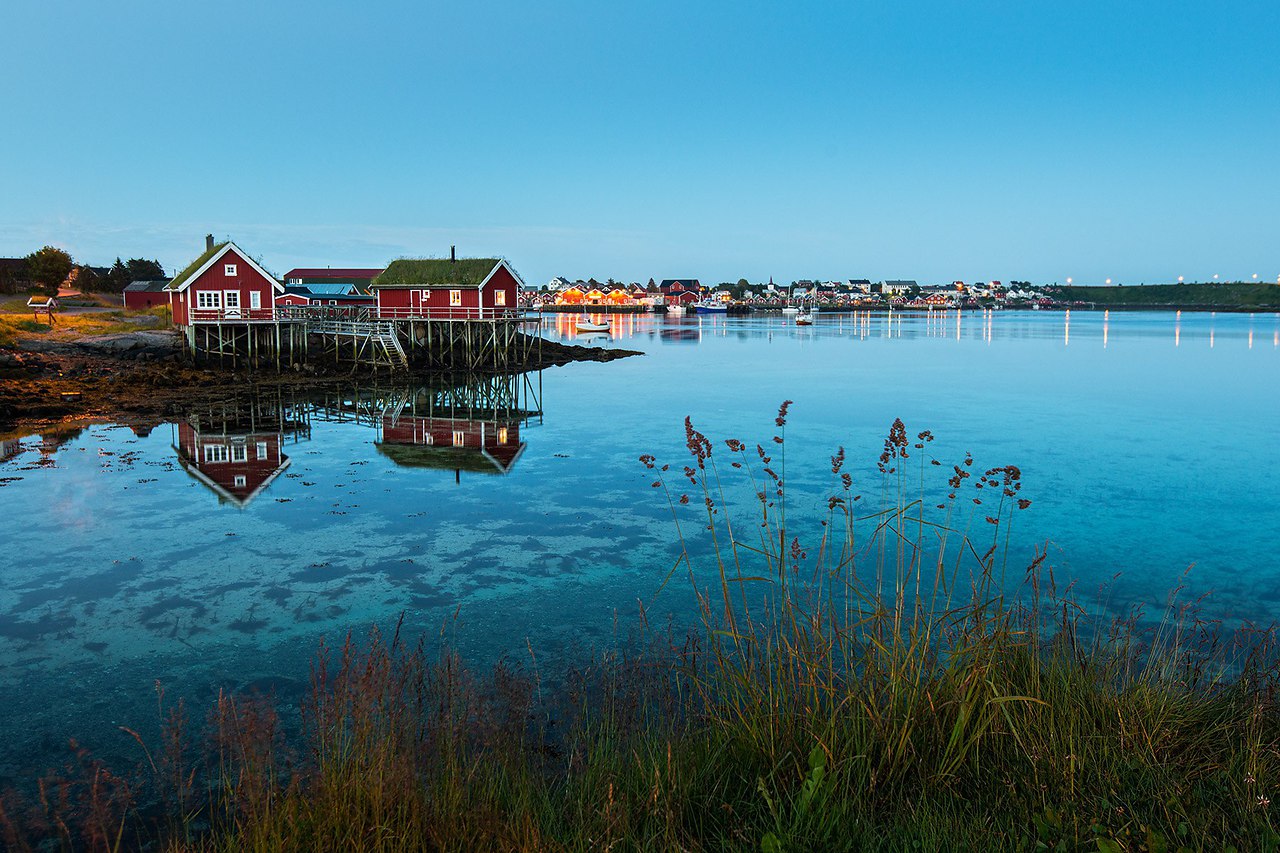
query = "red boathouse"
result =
(369, 256, 523, 321)
(166, 238, 284, 325)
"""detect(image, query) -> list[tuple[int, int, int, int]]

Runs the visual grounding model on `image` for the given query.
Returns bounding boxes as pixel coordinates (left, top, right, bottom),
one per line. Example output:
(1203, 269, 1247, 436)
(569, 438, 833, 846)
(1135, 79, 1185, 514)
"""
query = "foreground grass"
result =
(0, 303, 170, 347)
(3, 409, 1278, 852)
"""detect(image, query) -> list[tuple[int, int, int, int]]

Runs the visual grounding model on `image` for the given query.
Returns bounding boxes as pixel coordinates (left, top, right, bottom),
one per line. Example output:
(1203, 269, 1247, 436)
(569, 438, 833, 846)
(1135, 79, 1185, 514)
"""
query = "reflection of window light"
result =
(234, 475, 247, 488)
(452, 430, 465, 447)
(256, 442, 268, 460)
(497, 427, 508, 445)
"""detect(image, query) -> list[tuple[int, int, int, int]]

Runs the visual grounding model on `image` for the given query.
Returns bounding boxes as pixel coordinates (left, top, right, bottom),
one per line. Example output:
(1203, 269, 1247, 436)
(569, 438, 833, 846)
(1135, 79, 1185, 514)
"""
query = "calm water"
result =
(1, 308, 1278, 778)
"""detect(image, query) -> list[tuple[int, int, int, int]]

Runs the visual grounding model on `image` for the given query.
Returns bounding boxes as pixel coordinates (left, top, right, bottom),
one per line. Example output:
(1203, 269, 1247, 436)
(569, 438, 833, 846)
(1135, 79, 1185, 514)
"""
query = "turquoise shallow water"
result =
(1, 308, 1277, 778)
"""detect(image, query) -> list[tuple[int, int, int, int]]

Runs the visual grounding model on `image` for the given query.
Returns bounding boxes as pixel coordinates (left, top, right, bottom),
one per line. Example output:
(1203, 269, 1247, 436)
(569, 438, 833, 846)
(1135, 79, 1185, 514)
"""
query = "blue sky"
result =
(2, 0, 1276, 286)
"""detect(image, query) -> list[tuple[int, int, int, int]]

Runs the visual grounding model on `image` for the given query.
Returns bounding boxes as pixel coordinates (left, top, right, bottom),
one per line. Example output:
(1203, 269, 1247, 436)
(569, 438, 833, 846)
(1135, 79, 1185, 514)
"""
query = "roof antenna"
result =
(450, 245, 456, 262)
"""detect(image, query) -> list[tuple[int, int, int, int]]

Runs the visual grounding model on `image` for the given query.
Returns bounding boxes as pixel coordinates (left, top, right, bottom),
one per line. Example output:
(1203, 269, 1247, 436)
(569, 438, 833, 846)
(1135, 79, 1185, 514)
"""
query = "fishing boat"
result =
(694, 301, 728, 314)
(795, 312, 813, 326)
(575, 316, 610, 333)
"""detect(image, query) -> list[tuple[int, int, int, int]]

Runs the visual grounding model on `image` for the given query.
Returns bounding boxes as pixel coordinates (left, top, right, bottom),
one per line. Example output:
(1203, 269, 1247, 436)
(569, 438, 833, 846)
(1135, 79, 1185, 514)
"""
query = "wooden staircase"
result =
(306, 319, 409, 370)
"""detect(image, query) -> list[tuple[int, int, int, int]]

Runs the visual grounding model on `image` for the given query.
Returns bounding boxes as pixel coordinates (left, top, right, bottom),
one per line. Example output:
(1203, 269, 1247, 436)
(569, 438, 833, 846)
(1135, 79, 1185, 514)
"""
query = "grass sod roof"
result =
(374, 441, 511, 474)
(167, 242, 228, 292)
(373, 258, 502, 288)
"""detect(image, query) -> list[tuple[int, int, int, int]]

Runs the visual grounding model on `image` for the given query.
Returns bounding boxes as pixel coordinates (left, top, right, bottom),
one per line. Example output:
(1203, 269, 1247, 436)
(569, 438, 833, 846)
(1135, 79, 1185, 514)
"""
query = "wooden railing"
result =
(187, 305, 524, 324)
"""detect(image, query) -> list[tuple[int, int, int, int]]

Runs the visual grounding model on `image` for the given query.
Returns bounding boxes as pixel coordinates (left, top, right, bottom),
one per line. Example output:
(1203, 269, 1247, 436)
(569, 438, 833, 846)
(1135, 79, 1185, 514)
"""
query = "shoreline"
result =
(0, 328, 639, 433)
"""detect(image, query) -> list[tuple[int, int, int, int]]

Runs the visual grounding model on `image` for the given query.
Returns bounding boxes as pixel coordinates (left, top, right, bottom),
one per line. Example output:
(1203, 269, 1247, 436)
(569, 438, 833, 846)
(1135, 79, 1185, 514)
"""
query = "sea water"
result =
(1, 309, 1277, 779)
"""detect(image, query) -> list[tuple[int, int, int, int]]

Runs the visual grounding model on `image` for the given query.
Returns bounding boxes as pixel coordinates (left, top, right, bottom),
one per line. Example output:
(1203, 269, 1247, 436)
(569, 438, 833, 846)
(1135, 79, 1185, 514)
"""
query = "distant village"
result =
(535, 276, 1061, 310)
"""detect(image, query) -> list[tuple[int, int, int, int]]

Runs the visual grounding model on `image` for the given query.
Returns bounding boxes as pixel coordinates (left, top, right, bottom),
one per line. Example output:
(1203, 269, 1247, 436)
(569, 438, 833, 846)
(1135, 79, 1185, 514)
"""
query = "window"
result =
(196, 291, 221, 310)
(494, 290, 507, 306)
(256, 442, 268, 460)
(231, 444, 248, 463)
(249, 291, 261, 310)
(449, 289, 462, 306)
(225, 264, 238, 276)
(224, 291, 240, 310)
(234, 475, 247, 488)
(204, 444, 228, 463)
(452, 430, 466, 447)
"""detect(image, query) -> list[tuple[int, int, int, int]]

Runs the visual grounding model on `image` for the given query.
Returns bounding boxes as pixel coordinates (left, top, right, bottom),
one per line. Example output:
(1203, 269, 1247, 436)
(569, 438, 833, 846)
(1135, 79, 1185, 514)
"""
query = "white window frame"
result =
(234, 475, 247, 488)
(224, 291, 241, 311)
(230, 444, 248, 463)
(494, 290, 507, 306)
(249, 291, 261, 310)
(452, 430, 465, 447)
(256, 441, 268, 461)
(225, 264, 238, 276)
(204, 444, 228, 463)
(196, 291, 221, 310)
(449, 289, 462, 307)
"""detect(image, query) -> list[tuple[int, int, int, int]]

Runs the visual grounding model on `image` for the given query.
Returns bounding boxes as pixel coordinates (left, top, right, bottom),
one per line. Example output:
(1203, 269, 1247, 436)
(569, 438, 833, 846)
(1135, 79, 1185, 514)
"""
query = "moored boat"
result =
(575, 317, 610, 333)
(666, 304, 686, 315)
(694, 301, 728, 314)
(795, 312, 813, 326)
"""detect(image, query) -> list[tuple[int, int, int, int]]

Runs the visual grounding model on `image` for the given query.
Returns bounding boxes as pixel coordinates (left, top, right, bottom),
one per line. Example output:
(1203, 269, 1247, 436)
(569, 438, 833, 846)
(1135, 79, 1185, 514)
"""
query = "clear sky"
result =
(2, 0, 1276, 286)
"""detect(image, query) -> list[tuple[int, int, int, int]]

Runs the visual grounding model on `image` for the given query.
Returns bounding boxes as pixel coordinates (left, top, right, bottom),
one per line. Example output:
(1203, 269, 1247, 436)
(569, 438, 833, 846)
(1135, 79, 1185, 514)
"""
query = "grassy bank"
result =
(1057, 281, 1280, 310)
(3, 409, 1278, 851)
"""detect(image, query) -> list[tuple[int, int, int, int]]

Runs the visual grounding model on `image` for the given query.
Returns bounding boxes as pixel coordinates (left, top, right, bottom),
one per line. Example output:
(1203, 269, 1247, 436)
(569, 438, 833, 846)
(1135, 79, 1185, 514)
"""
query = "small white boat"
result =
(795, 313, 813, 326)
(666, 304, 686, 315)
(781, 306, 799, 315)
(575, 317, 610, 333)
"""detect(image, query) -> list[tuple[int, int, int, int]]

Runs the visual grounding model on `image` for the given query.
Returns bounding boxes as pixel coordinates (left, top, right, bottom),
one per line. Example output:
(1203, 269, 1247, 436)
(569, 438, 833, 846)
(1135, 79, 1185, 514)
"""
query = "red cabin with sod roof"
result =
(369, 256, 523, 321)
(166, 238, 284, 325)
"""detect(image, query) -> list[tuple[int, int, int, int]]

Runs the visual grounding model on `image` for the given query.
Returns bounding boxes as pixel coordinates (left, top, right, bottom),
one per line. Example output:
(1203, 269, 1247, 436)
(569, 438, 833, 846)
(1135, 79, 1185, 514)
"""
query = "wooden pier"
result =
(182, 305, 543, 373)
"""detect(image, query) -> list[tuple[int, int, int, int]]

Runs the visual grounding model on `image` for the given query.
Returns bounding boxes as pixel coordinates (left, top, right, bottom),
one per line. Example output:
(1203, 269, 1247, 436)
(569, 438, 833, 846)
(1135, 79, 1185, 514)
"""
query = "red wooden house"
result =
(123, 280, 172, 310)
(377, 414, 525, 475)
(173, 421, 292, 506)
(370, 256, 524, 321)
(659, 279, 702, 306)
(166, 239, 284, 325)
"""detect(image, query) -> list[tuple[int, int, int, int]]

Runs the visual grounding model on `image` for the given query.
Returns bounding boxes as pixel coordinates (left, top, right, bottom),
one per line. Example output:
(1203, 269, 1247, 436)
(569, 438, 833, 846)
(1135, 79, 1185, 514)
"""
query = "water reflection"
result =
(173, 372, 543, 505)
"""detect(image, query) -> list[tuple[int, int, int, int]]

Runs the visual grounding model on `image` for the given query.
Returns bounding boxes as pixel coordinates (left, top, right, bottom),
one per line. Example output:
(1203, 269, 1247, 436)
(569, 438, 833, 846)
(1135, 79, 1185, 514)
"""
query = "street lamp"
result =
(1066, 277, 1072, 284)
(1106, 278, 1112, 285)
(1178, 275, 1184, 283)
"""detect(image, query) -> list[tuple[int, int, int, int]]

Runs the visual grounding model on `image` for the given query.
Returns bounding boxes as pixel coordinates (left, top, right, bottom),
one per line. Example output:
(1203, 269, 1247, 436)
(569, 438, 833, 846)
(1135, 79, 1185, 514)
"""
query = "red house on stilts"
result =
(369, 253, 523, 321)
(166, 237, 284, 325)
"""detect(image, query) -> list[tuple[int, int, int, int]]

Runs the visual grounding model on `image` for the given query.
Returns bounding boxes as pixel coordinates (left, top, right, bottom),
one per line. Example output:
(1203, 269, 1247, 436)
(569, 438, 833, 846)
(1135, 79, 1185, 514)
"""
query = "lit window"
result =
(204, 444, 228, 463)
(256, 442, 268, 460)
(452, 430, 465, 447)
(249, 291, 261, 310)
(494, 290, 507, 306)
(497, 427, 508, 445)
(449, 289, 462, 306)
(225, 264, 237, 276)
(196, 291, 221, 310)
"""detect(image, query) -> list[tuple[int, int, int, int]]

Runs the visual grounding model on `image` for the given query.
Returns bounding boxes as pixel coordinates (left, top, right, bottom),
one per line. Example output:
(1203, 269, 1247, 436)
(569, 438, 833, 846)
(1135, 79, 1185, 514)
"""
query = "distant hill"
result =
(1055, 282, 1280, 310)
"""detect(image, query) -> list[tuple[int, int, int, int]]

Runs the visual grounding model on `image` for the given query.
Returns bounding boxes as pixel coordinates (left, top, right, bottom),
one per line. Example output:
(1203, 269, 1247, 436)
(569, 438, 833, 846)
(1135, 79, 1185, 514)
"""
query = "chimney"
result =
(205, 234, 214, 252)
(450, 245, 456, 262)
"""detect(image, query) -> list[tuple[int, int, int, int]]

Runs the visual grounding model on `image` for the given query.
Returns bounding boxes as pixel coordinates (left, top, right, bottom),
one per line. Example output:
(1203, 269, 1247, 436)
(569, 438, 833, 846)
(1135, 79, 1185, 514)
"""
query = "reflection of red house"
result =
(377, 415, 525, 475)
(370, 257, 523, 320)
(174, 423, 291, 506)
(167, 239, 284, 325)
(659, 279, 702, 305)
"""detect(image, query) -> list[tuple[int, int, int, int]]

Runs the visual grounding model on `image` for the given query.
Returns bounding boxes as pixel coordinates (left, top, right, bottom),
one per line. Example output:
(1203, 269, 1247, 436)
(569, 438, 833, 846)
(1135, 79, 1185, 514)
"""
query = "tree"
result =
(24, 246, 74, 295)
(737, 278, 749, 288)
(126, 258, 165, 282)
(108, 258, 131, 292)
(71, 266, 101, 293)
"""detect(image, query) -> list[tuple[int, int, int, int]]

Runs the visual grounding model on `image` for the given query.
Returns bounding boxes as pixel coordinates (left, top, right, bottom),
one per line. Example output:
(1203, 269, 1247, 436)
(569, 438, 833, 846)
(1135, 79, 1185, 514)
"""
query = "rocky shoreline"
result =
(0, 329, 639, 431)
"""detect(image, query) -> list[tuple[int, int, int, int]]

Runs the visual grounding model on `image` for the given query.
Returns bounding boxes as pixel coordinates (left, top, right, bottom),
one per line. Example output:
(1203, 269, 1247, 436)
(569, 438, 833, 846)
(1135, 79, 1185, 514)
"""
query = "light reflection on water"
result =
(0, 309, 1278, 776)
